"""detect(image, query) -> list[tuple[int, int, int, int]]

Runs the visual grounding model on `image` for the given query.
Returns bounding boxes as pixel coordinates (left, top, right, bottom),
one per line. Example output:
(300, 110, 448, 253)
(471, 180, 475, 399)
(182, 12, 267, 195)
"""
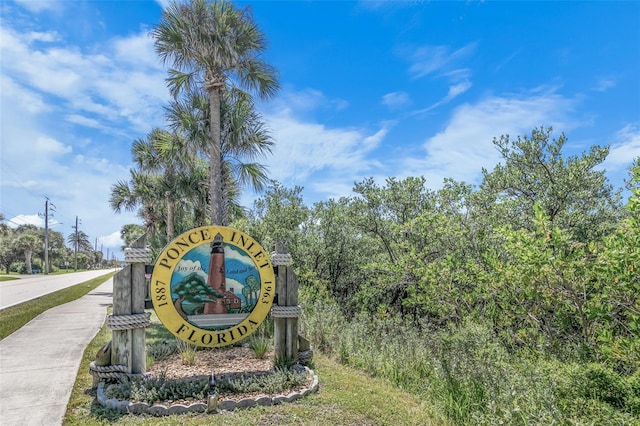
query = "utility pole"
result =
(72, 216, 81, 271)
(39, 198, 55, 274)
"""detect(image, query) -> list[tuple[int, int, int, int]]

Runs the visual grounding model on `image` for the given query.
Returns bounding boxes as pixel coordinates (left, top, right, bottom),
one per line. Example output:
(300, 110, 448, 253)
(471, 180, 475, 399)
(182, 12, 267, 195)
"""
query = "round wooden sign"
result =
(150, 226, 275, 347)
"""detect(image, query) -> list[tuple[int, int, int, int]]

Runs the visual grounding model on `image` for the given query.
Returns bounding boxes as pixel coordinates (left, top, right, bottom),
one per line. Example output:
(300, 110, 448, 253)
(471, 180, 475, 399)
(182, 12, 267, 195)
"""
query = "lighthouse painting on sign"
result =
(169, 233, 260, 331)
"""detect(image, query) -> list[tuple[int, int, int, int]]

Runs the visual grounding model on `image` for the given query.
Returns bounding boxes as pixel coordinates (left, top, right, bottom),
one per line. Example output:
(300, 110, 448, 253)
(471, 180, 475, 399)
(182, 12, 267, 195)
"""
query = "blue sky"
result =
(1, 0, 639, 259)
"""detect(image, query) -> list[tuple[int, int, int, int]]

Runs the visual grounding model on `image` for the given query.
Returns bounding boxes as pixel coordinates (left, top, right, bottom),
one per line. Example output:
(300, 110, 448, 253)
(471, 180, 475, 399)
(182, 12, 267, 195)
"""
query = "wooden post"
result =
(130, 238, 147, 375)
(111, 265, 132, 371)
(285, 269, 298, 361)
(274, 264, 287, 359)
(110, 235, 151, 375)
(272, 248, 299, 364)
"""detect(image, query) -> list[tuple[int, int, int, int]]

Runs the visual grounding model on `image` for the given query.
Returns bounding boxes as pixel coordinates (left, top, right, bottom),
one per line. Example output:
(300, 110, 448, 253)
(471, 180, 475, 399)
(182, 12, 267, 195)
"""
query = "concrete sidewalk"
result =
(0, 278, 113, 426)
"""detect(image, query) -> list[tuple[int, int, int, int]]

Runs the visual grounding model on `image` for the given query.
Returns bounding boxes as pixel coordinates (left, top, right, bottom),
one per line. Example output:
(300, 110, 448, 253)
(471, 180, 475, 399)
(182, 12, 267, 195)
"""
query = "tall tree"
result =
(165, 87, 274, 224)
(67, 229, 91, 270)
(153, 0, 279, 225)
(120, 224, 146, 249)
(110, 170, 164, 240)
(0, 214, 16, 273)
(12, 225, 41, 274)
(479, 127, 623, 242)
(131, 129, 198, 239)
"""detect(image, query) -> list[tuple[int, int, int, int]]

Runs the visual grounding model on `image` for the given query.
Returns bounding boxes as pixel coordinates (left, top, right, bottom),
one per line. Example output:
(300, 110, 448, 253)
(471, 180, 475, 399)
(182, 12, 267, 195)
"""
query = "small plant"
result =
(104, 369, 309, 404)
(145, 353, 154, 369)
(249, 327, 270, 359)
(175, 339, 197, 366)
(147, 340, 180, 362)
(216, 369, 308, 396)
(274, 355, 296, 370)
(105, 374, 208, 403)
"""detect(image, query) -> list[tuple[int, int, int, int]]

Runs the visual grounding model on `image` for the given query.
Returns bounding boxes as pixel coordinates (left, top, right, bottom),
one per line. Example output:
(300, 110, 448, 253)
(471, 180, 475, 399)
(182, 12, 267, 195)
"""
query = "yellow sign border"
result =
(150, 226, 275, 348)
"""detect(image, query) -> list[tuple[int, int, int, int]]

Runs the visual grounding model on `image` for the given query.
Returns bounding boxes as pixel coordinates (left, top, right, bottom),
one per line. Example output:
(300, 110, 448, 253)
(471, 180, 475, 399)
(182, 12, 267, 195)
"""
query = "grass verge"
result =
(64, 317, 445, 426)
(0, 276, 20, 281)
(0, 272, 114, 339)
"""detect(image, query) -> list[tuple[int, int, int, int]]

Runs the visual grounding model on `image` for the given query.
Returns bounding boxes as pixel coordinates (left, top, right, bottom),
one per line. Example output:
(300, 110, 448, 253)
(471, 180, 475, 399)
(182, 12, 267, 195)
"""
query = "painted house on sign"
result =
(223, 288, 242, 310)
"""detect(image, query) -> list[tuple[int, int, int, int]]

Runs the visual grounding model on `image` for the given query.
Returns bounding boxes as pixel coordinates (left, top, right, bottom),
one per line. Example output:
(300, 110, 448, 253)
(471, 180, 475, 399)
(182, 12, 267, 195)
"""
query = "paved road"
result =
(0, 270, 115, 310)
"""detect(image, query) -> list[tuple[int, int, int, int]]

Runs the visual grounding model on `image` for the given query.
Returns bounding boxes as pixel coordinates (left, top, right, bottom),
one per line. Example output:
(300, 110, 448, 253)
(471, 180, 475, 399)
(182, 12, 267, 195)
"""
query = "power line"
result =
(0, 159, 47, 201)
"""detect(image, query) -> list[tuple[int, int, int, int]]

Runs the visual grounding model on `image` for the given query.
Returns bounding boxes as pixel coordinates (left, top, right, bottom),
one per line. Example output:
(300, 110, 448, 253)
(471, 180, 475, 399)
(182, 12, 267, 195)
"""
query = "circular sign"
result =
(150, 226, 275, 347)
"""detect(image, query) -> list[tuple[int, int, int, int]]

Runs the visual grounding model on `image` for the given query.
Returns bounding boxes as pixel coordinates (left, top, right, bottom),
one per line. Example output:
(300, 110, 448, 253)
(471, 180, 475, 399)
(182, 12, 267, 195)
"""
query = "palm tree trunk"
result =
(25, 249, 33, 274)
(208, 84, 224, 225)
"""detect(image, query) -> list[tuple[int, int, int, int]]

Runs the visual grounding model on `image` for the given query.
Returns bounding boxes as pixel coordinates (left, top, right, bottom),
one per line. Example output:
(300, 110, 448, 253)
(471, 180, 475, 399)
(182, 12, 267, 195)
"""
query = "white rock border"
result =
(96, 367, 319, 416)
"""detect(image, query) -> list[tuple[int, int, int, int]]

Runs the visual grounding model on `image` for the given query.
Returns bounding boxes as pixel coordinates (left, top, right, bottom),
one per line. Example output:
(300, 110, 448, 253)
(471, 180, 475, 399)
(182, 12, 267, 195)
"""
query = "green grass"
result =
(0, 272, 114, 339)
(0, 276, 19, 281)
(64, 318, 445, 425)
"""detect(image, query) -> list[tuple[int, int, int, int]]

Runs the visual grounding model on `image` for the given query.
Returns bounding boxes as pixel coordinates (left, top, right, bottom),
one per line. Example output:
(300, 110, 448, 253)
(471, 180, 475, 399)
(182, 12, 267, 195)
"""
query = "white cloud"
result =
(1, 25, 167, 134)
(176, 259, 208, 282)
(5, 214, 44, 228)
(447, 81, 472, 99)
(113, 32, 162, 69)
(406, 42, 477, 79)
(263, 107, 386, 186)
(99, 231, 125, 249)
(403, 89, 579, 187)
(0, 19, 163, 259)
(34, 137, 73, 155)
(603, 125, 640, 170)
(593, 77, 616, 92)
(14, 0, 62, 13)
(26, 30, 60, 43)
(382, 91, 411, 109)
(225, 247, 255, 267)
(64, 114, 109, 130)
(413, 80, 472, 114)
(1, 76, 49, 114)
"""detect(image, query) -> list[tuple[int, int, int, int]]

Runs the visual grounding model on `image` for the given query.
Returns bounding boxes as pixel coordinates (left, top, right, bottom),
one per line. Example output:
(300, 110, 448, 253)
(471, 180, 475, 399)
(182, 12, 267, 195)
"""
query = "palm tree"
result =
(165, 87, 274, 224)
(67, 229, 91, 270)
(13, 233, 40, 274)
(132, 129, 198, 240)
(152, 0, 279, 225)
(110, 170, 164, 240)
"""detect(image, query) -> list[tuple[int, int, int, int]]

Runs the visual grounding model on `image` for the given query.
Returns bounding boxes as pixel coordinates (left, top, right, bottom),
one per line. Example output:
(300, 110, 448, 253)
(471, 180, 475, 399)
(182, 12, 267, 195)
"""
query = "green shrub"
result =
(105, 375, 208, 404)
(560, 363, 631, 409)
(216, 368, 308, 396)
(300, 293, 640, 425)
(147, 340, 180, 362)
(105, 369, 309, 404)
(179, 342, 197, 366)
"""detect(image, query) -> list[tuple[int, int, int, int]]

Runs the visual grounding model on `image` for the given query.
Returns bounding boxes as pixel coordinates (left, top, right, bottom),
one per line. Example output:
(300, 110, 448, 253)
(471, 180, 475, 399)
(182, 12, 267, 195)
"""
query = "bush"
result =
(558, 363, 630, 409)
(300, 292, 640, 425)
(105, 375, 208, 404)
(105, 369, 309, 404)
(216, 368, 308, 396)
(147, 340, 180, 362)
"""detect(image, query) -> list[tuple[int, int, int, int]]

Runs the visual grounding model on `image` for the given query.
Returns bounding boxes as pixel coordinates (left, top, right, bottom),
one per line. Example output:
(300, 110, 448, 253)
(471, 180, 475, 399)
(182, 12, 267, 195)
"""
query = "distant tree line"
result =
(0, 219, 106, 274)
